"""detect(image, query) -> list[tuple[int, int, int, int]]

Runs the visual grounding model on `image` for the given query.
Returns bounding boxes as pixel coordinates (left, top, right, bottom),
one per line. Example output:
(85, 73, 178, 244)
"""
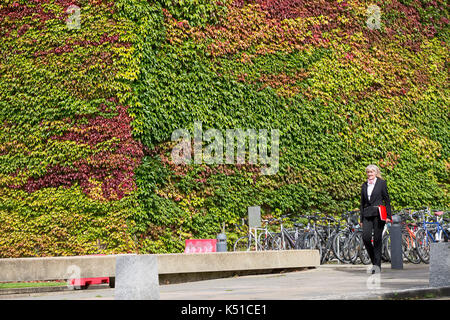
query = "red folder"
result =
(378, 205, 387, 221)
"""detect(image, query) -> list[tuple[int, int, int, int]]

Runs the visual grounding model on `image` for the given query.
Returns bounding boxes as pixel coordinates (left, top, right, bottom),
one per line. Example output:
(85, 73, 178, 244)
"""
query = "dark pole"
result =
(390, 215, 403, 269)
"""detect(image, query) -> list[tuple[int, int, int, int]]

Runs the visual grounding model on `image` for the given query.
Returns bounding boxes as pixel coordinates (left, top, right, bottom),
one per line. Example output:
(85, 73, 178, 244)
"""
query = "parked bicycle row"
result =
(232, 207, 450, 265)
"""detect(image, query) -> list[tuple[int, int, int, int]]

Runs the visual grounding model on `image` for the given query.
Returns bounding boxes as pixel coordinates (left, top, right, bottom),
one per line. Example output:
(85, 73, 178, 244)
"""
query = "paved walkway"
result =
(1, 263, 439, 300)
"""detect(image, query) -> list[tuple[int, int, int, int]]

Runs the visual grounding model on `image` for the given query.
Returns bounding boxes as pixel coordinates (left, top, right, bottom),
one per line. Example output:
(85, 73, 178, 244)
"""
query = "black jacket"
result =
(360, 178, 392, 221)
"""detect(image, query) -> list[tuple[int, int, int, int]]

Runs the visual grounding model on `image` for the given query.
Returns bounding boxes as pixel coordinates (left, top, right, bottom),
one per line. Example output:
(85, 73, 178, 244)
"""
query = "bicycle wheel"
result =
(342, 236, 354, 263)
(294, 232, 307, 249)
(319, 238, 332, 264)
(233, 236, 250, 251)
(270, 233, 282, 250)
(382, 233, 391, 262)
(350, 232, 370, 265)
(402, 232, 421, 264)
(283, 232, 298, 250)
(359, 237, 371, 265)
(348, 232, 363, 264)
(332, 231, 350, 264)
(415, 229, 432, 264)
(303, 233, 322, 261)
(257, 232, 270, 251)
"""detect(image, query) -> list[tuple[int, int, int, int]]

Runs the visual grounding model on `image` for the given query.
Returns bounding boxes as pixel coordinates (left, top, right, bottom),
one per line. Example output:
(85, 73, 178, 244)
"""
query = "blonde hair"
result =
(365, 164, 382, 178)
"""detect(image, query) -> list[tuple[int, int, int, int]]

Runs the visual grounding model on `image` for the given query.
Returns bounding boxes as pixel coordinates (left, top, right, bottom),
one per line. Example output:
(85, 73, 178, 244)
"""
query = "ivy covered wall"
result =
(0, 0, 448, 257)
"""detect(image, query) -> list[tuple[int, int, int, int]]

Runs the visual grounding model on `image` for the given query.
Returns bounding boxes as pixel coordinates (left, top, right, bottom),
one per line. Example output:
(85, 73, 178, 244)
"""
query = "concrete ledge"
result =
(0, 250, 319, 283)
(310, 286, 450, 300)
(158, 250, 319, 274)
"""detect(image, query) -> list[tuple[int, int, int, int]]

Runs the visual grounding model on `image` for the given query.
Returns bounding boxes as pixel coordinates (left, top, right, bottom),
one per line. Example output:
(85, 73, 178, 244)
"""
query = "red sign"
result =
(185, 239, 217, 253)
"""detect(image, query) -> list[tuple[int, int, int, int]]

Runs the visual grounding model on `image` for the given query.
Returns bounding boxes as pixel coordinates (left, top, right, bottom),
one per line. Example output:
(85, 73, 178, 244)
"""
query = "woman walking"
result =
(359, 164, 392, 273)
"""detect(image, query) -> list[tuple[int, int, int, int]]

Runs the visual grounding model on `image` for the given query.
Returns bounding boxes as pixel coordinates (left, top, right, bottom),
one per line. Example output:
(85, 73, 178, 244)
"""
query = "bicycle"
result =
(382, 220, 391, 262)
(315, 215, 343, 264)
(233, 218, 265, 251)
(332, 211, 360, 264)
(347, 224, 371, 265)
(293, 215, 322, 257)
(293, 214, 342, 264)
(257, 218, 282, 250)
(399, 209, 421, 264)
(415, 208, 449, 263)
(270, 214, 304, 250)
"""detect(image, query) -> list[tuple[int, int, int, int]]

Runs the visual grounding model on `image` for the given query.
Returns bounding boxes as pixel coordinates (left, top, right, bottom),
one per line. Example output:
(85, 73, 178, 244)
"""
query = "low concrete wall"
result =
(0, 254, 117, 282)
(0, 250, 320, 283)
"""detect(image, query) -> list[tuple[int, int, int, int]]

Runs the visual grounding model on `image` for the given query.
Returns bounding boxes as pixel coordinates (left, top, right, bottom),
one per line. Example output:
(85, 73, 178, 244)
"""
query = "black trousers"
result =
(362, 215, 385, 267)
